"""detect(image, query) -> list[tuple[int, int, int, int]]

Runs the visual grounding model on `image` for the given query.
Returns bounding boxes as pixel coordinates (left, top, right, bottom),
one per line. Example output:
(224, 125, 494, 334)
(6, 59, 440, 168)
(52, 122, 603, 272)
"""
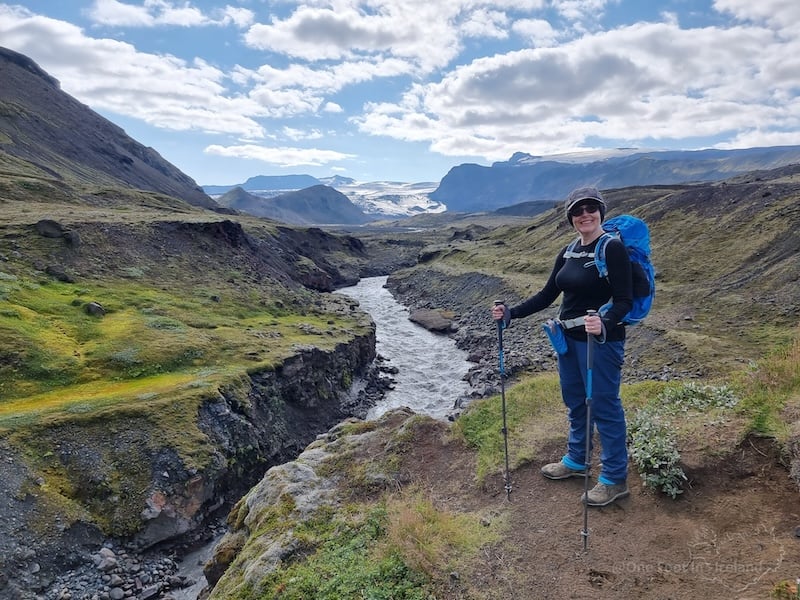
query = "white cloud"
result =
(513, 18, 560, 47)
(551, 0, 617, 23)
(461, 9, 510, 39)
(87, 0, 154, 26)
(2, 0, 799, 182)
(713, 0, 800, 28)
(87, 0, 254, 28)
(355, 16, 800, 159)
(244, 7, 402, 61)
(282, 126, 324, 141)
(218, 5, 254, 28)
(243, 2, 461, 72)
(88, 0, 209, 27)
(204, 144, 356, 167)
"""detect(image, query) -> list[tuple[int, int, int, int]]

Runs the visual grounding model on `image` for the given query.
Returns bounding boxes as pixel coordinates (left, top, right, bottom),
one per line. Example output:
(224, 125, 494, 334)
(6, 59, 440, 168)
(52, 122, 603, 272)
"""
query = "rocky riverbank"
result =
(40, 542, 202, 600)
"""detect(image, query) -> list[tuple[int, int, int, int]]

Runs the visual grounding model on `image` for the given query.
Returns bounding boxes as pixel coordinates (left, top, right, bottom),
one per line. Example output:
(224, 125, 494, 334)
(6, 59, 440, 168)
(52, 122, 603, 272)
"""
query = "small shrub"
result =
(770, 578, 799, 599)
(628, 382, 740, 498)
(628, 408, 687, 498)
(383, 492, 494, 576)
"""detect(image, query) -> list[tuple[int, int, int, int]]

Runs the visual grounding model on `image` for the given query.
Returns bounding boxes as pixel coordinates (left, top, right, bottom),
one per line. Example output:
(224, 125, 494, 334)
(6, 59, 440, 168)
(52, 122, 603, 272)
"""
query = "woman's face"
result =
(569, 201, 603, 234)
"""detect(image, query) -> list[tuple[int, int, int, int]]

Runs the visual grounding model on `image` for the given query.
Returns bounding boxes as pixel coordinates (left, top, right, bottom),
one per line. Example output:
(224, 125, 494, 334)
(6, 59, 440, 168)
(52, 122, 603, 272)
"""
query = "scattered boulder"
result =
(44, 265, 75, 283)
(408, 308, 453, 332)
(34, 220, 80, 247)
(63, 230, 81, 247)
(85, 301, 105, 317)
(35, 219, 65, 238)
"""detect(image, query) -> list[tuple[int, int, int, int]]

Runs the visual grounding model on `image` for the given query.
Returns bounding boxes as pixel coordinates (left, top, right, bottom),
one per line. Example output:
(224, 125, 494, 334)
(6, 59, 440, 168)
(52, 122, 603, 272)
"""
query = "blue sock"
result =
(562, 455, 585, 471)
(599, 475, 623, 485)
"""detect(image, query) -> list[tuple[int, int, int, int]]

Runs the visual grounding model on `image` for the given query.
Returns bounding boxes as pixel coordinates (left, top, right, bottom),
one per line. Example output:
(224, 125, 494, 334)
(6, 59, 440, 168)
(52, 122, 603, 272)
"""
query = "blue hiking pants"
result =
(558, 336, 628, 484)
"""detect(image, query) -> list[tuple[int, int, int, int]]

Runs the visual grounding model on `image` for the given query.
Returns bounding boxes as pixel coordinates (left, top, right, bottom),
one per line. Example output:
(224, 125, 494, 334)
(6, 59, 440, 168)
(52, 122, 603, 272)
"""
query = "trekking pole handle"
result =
(493, 300, 510, 325)
(585, 309, 599, 334)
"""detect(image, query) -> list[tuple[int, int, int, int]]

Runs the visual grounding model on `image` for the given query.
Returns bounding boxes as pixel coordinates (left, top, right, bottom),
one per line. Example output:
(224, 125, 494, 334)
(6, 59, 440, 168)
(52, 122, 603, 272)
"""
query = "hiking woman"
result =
(491, 186, 633, 506)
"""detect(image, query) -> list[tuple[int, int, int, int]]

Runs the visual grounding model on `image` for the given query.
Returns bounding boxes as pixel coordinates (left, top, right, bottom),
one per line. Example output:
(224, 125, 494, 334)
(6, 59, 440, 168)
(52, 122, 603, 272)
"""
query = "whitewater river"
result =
(173, 275, 471, 598)
(337, 275, 472, 420)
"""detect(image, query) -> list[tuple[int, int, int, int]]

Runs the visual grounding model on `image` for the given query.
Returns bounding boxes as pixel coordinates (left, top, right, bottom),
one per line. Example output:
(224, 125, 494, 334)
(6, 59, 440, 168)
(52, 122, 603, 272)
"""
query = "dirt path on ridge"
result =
(405, 428, 800, 600)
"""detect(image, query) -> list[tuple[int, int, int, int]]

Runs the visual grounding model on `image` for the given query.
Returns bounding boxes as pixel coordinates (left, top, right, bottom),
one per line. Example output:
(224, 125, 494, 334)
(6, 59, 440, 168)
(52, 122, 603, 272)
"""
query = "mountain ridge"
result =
(218, 184, 373, 225)
(0, 46, 216, 210)
(430, 145, 800, 211)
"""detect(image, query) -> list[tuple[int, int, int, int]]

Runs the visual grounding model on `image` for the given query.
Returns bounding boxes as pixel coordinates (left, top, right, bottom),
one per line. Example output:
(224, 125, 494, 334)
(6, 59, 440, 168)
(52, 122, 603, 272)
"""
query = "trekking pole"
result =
(494, 301, 512, 501)
(581, 309, 597, 551)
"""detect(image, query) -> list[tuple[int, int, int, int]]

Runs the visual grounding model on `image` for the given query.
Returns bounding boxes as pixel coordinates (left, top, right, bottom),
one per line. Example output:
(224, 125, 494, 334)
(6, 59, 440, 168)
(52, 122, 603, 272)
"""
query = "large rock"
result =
(408, 308, 454, 332)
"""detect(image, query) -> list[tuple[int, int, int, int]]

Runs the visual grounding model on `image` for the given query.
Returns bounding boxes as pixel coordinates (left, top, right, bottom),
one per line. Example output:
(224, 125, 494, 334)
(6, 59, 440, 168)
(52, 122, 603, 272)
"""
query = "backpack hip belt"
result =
(559, 316, 586, 330)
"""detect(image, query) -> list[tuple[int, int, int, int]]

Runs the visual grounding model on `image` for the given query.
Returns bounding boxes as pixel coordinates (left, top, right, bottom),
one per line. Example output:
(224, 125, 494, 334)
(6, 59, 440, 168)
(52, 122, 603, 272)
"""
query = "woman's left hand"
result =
(584, 313, 603, 336)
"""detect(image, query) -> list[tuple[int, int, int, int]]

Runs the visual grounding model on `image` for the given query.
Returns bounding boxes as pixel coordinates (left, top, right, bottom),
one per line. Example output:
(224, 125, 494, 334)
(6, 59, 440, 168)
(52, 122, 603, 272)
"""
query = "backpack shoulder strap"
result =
(593, 232, 616, 278)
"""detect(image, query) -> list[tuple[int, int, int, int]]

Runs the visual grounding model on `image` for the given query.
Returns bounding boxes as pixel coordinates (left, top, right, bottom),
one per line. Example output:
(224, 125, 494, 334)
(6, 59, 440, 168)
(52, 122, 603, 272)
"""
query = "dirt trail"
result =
(408, 430, 800, 600)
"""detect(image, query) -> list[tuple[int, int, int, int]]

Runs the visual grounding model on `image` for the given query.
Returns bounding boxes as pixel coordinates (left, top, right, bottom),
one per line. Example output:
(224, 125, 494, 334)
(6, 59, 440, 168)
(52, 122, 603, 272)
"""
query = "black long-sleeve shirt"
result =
(509, 235, 633, 342)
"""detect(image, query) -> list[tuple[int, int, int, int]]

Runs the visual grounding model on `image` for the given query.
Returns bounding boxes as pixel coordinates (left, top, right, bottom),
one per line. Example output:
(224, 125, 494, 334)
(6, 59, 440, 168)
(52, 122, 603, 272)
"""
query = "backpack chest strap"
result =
(563, 238, 597, 260)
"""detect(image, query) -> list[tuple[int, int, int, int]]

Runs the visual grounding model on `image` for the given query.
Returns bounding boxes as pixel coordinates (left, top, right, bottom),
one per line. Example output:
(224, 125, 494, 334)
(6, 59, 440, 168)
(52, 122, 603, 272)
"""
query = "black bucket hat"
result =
(565, 186, 606, 225)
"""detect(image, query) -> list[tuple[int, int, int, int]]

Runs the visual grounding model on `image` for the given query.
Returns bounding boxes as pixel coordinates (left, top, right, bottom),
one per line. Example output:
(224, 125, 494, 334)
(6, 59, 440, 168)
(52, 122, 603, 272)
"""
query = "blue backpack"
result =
(566, 215, 656, 326)
(597, 215, 655, 325)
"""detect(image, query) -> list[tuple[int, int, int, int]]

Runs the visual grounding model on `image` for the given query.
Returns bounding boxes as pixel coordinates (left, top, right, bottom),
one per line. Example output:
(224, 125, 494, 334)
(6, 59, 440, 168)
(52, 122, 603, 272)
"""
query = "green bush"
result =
(628, 382, 740, 498)
(628, 407, 687, 498)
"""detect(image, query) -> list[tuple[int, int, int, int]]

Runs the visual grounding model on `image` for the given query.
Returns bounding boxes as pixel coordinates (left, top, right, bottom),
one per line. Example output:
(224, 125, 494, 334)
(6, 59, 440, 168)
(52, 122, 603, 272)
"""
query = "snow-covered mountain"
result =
(320, 178, 444, 217)
(204, 177, 443, 218)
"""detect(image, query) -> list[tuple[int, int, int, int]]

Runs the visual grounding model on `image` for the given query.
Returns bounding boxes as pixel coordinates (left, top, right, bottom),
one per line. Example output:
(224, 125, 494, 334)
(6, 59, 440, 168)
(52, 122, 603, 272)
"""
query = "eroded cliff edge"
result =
(0, 215, 388, 598)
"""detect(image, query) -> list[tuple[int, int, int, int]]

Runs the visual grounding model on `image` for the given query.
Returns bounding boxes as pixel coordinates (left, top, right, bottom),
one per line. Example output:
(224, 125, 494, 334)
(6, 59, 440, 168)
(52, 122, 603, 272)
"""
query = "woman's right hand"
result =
(492, 303, 506, 321)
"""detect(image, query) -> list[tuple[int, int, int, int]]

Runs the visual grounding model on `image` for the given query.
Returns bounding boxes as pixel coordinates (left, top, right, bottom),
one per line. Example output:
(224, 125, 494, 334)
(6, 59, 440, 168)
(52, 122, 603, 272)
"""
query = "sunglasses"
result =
(569, 203, 601, 218)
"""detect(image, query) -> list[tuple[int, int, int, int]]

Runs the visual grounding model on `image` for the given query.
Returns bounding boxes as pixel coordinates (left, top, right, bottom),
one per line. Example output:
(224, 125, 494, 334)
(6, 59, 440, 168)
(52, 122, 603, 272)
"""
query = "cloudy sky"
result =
(1, 1, 798, 185)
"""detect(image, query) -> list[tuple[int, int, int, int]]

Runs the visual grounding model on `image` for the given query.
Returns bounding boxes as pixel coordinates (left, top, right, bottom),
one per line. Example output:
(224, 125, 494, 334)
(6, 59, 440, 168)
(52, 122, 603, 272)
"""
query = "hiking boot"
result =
(541, 461, 587, 480)
(582, 482, 629, 506)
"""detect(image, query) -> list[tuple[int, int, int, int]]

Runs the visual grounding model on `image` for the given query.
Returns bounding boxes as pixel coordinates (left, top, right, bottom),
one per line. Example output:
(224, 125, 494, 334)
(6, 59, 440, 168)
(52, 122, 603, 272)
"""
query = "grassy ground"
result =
(0, 271, 367, 426)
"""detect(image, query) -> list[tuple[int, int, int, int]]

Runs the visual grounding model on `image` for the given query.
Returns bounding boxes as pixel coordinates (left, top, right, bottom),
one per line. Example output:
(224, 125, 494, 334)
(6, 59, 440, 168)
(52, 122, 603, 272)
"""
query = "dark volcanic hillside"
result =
(0, 47, 216, 209)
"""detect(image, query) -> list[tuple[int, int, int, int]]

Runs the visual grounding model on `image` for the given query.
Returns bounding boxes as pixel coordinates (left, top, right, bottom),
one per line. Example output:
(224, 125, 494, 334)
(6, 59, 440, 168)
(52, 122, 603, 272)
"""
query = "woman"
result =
(492, 186, 633, 507)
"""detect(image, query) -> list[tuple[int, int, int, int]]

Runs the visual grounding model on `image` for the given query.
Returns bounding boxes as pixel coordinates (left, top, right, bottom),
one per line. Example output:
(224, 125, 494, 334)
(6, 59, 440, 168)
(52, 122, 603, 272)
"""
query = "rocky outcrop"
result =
(202, 408, 427, 597)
